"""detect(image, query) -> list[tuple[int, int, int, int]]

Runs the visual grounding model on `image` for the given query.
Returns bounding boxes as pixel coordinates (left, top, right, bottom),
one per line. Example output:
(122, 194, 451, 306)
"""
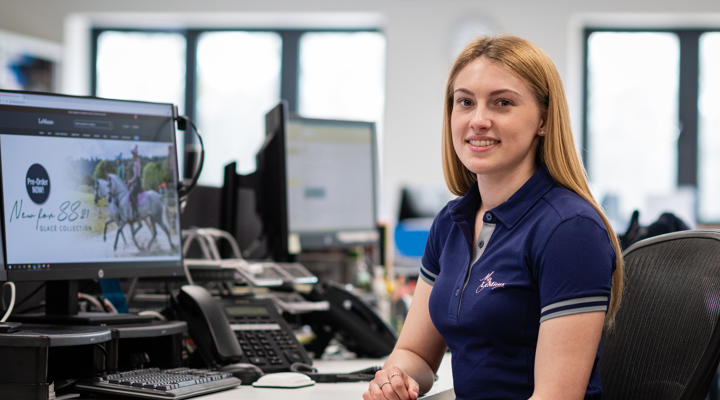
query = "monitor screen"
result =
(256, 102, 378, 261)
(0, 90, 183, 284)
(284, 116, 378, 251)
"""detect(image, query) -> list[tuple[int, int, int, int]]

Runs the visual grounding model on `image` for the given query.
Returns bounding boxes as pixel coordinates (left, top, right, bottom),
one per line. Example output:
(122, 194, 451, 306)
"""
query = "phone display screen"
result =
(224, 305, 269, 317)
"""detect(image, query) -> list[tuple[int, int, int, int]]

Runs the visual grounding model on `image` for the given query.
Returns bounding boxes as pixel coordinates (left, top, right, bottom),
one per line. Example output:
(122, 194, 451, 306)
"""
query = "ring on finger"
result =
(379, 380, 391, 388)
(389, 372, 401, 379)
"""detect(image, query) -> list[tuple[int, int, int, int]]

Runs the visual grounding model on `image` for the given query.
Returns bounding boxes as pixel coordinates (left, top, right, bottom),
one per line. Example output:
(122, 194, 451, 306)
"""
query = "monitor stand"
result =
(12, 280, 154, 326)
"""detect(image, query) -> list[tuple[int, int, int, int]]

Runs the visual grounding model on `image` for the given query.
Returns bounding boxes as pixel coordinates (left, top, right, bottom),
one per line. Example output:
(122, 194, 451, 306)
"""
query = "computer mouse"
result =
(252, 372, 315, 388)
(219, 363, 264, 385)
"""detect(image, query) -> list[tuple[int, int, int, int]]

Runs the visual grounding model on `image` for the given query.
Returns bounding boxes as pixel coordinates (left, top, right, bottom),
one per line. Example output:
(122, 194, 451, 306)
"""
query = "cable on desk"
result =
(103, 297, 119, 313)
(78, 292, 109, 313)
(290, 362, 381, 383)
(1, 281, 16, 322)
(138, 310, 167, 321)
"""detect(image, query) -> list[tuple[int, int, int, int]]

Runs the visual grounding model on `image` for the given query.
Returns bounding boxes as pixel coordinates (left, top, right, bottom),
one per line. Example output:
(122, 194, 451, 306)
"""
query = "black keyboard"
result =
(75, 367, 242, 399)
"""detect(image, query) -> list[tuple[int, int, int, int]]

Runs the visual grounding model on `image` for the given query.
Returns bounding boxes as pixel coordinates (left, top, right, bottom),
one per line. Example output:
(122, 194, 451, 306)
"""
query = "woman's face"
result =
(451, 56, 544, 180)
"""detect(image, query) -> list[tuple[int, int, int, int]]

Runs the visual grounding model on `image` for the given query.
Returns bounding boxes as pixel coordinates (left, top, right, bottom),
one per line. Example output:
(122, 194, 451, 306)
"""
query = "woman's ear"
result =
(537, 119, 546, 136)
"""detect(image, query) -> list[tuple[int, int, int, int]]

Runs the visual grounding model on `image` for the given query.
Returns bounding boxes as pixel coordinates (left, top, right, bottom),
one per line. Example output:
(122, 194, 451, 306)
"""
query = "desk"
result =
(195, 355, 454, 400)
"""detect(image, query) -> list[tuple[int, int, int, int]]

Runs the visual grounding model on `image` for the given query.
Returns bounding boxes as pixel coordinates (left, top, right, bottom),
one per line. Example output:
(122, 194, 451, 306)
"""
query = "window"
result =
(584, 28, 719, 225)
(93, 28, 385, 186)
(195, 32, 282, 176)
(96, 31, 186, 110)
(698, 33, 720, 222)
(298, 32, 385, 123)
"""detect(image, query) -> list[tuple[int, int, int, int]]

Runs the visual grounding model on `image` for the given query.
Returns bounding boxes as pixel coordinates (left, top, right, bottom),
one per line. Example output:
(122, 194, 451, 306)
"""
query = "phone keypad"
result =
(232, 315, 305, 370)
(224, 297, 312, 372)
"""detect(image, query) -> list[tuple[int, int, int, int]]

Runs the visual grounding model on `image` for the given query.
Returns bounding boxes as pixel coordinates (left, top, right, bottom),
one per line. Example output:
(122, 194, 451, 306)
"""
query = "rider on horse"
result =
(128, 145, 142, 220)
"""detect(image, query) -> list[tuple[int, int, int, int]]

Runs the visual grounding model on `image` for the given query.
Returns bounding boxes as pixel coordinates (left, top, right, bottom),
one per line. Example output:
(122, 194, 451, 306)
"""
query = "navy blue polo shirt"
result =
(421, 166, 615, 400)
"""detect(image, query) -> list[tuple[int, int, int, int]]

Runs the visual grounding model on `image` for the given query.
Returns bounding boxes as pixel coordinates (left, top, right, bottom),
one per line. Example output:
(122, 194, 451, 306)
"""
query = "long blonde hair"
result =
(441, 35, 623, 325)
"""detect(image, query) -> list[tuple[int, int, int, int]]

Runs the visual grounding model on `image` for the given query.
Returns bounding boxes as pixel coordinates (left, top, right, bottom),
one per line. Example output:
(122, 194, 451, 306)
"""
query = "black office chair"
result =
(600, 230, 720, 399)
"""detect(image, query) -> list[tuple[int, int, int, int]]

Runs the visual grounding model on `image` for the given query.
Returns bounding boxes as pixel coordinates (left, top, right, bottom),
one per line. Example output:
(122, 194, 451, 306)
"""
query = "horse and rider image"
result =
(91, 144, 179, 255)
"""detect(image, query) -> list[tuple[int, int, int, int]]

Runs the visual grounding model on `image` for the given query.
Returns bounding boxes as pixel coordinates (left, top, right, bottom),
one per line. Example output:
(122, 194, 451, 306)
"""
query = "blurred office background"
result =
(2, 0, 720, 255)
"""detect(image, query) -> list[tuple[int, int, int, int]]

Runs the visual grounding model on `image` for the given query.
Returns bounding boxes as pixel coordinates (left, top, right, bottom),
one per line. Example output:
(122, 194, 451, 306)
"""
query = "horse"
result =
(106, 173, 177, 252)
(94, 177, 129, 248)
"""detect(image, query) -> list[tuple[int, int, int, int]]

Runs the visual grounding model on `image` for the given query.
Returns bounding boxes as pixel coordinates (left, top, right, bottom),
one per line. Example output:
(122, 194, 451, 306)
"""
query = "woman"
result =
(363, 35, 624, 400)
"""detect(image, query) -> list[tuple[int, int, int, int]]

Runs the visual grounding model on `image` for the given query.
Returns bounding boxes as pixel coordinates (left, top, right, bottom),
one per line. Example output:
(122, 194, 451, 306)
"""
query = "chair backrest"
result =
(600, 230, 720, 400)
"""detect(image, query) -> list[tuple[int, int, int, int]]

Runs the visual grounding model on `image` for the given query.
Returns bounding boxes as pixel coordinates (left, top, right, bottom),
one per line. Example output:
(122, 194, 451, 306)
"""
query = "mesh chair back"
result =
(600, 230, 720, 400)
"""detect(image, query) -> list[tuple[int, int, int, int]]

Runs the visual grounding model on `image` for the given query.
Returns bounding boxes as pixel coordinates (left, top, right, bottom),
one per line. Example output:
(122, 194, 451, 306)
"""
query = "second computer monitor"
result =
(284, 115, 378, 252)
(258, 102, 379, 261)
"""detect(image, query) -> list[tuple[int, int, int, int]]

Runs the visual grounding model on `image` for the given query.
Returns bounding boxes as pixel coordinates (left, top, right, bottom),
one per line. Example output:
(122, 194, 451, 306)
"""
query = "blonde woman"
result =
(363, 35, 623, 400)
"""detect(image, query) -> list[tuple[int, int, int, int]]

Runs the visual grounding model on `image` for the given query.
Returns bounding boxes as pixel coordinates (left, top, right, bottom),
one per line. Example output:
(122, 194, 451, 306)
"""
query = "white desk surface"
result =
(196, 354, 454, 400)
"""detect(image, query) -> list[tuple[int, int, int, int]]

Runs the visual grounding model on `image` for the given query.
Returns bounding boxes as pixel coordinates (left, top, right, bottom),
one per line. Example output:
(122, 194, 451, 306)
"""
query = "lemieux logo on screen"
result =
(26, 163, 50, 204)
(37, 117, 55, 126)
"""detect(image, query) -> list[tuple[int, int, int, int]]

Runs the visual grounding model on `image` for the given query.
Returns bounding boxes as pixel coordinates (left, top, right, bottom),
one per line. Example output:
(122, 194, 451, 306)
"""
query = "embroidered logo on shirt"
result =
(475, 271, 506, 293)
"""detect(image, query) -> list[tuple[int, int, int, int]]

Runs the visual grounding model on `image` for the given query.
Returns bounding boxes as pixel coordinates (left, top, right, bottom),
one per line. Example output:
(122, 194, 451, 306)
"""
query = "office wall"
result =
(2, 0, 720, 221)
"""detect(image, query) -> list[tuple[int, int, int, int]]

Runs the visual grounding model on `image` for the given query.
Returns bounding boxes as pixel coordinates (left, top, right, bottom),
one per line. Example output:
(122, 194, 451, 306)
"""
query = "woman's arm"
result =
(529, 311, 605, 400)
(384, 280, 447, 392)
(364, 280, 447, 399)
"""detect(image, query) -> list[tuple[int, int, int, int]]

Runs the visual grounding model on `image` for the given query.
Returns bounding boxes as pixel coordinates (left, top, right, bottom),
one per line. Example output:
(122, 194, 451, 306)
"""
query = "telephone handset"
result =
(174, 285, 243, 367)
(172, 285, 313, 372)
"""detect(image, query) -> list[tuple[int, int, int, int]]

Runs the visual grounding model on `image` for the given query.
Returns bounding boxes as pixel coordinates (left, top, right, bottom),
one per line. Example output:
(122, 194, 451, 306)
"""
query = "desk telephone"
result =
(301, 281, 398, 358)
(172, 285, 312, 373)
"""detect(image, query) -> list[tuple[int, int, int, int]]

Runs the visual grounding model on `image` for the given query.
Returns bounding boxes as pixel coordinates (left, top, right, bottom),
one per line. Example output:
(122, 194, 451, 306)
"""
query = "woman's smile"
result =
(466, 136, 500, 151)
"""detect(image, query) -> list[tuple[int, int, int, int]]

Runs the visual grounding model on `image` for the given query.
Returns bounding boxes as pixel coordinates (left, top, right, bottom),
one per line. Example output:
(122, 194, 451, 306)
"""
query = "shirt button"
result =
(484, 213, 493, 222)
(455, 289, 460, 296)
(478, 240, 484, 249)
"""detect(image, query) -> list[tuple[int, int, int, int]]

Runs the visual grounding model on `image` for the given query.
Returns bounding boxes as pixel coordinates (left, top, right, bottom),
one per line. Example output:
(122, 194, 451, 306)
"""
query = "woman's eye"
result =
(496, 99, 512, 107)
(457, 98, 473, 107)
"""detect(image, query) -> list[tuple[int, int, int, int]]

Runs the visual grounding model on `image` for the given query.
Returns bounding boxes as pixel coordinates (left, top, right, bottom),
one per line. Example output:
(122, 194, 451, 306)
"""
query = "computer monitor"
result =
(255, 102, 379, 261)
(0, 89, 184, 322)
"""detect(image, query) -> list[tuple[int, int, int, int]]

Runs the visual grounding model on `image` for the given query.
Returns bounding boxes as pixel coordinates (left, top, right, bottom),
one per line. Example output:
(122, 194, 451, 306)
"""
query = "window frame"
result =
(582, 26, 720, 224)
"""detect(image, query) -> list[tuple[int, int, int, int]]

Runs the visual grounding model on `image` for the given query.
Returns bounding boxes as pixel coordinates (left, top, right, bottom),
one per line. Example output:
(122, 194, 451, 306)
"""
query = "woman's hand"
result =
(362, 366, 420, 400)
